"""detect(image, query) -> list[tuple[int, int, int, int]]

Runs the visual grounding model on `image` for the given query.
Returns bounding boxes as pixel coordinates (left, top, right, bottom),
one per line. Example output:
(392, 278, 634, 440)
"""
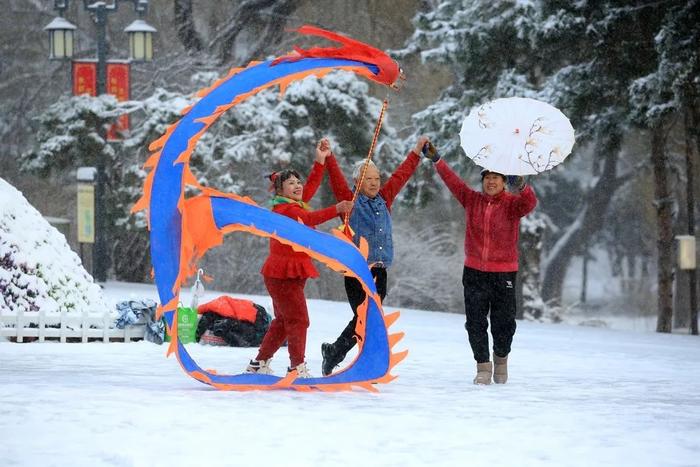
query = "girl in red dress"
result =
(247, 148, 353, 378)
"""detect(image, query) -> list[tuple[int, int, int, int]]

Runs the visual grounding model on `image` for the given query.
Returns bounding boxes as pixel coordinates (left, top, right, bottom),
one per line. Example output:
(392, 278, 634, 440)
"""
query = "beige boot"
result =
(493, 355, 508, 384)
(473, 361, 493, 385)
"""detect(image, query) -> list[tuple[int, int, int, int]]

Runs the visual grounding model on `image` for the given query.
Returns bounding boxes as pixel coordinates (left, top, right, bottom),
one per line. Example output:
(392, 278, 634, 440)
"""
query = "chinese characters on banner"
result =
(105, 62, 130, 141)
(71, 60, 130, 141)
(72, 60, 97, 96)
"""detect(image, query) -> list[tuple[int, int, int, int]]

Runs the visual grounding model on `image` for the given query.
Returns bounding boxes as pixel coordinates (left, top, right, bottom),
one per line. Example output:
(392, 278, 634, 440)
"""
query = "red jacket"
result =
(197, 296, 257, 323)
(435, 159, 537, 272)
(261, 161, 338, 279)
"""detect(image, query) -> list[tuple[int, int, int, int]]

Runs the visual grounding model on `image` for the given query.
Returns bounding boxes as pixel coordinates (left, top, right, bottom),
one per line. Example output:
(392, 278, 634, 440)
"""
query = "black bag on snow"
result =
(195, 304, 271, 347)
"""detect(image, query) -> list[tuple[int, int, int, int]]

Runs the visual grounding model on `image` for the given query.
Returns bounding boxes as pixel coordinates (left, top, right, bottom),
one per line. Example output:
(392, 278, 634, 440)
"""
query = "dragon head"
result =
(273, 25, 403, 89)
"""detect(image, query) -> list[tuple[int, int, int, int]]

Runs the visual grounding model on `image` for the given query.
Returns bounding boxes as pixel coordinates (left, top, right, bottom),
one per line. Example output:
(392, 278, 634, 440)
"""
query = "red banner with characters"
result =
(72, 61, 97, 96)
(106, 62, 130, 141)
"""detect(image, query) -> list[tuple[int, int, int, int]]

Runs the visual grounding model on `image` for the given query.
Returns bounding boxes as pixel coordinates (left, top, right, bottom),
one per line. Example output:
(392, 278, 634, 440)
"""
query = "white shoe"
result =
(287, 362, 312, 378)
(246, 358, 273, 375)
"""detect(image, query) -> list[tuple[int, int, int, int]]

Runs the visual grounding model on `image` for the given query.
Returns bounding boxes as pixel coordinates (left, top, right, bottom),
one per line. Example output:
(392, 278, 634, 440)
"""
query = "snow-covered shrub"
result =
(0, 178, 107, 314)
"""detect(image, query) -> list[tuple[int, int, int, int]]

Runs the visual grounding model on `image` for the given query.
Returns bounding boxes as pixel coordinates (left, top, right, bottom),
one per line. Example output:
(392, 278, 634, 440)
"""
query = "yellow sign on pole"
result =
(77, 183, 95, 243)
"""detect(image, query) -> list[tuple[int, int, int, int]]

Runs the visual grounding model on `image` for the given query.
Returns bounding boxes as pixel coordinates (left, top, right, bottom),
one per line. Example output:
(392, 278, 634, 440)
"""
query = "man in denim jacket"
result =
(319, 135, 428, 375)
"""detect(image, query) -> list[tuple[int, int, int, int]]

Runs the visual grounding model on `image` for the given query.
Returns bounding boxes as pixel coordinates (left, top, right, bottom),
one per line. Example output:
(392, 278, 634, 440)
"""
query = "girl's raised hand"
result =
(335, 200, 354, 214)
(316, 137, 331, 164)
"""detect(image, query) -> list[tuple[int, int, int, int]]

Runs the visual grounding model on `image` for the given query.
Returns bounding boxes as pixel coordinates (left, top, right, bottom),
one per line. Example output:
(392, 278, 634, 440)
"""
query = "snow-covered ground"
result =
(2, 281, 699, 467)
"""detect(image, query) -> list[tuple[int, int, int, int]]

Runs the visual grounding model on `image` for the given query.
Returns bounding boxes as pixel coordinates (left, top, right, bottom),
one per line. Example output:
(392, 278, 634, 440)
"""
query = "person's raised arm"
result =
(509, 183, 538, 218)
(378, 136, 426, 208)
(298, 199, 354, 226)
(424, 140, 476, 208)
(302, 139, 329, 202)
(322, 138, 353, 202)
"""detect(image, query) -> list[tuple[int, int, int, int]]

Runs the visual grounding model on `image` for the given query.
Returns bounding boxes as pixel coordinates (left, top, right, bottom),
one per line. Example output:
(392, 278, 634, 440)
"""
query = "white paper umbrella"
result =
(459, 97, 576, 175)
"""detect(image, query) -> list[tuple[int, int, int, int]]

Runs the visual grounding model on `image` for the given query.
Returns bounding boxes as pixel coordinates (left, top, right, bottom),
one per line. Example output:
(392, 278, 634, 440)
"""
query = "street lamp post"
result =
(45, 0, 156, 283)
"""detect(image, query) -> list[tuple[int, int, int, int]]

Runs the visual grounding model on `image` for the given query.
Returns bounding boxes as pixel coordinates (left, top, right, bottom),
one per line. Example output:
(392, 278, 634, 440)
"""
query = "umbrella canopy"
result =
(459, 97, 575, 175)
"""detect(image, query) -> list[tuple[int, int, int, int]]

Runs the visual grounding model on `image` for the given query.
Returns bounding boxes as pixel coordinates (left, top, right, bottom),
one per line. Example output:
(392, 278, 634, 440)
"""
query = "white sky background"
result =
(2, 282, 699, 467)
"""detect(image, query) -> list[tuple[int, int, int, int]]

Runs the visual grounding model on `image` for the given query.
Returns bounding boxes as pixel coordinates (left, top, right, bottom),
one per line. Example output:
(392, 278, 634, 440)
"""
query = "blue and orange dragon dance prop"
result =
(133, 26, 407, 391)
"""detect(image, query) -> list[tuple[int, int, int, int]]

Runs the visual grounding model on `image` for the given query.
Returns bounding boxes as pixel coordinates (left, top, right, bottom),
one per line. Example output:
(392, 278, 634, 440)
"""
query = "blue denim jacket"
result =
(350, 192, 393, 267)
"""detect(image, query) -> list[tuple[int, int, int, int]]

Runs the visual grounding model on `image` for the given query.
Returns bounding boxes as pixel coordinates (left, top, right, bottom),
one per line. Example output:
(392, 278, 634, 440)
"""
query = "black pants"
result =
(462, 266, 517, 363)
(332, 267, 387, 356)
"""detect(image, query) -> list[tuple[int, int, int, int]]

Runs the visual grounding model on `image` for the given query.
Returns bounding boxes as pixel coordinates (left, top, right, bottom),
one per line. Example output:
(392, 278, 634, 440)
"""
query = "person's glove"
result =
(421, 141, 441, 162)
(506, 175, 526, 192)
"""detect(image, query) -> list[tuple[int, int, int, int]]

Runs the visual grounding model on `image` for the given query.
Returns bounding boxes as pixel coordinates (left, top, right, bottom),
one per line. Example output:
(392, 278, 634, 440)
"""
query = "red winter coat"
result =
(435, 159, 537, 272)
(260, 161, 338, 279)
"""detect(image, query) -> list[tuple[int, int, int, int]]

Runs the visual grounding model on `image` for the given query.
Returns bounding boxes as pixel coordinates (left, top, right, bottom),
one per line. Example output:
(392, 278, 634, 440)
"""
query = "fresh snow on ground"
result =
(2, 281, 699, 467)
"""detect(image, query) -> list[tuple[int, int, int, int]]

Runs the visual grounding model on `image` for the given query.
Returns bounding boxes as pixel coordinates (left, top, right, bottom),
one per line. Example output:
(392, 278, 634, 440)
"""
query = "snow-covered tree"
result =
(627, 0, 700, 333)
(20, 94, 142, 280)
(0, 177, 107, 314)
(114, 87, 199, 281)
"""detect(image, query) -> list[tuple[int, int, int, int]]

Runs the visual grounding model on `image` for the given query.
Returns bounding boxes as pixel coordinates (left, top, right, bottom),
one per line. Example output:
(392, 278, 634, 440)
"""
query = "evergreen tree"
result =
(627, 0, 700, 332)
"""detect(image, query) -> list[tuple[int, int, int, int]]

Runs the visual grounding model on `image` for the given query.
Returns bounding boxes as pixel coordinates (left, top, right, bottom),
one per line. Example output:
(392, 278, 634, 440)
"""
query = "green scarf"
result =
(270, 195, 310, 211)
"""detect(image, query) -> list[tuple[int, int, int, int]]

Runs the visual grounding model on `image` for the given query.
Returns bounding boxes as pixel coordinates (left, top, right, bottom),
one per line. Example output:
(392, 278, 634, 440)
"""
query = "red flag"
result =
(106, 62, 130, 141)
(72, 61, 97, 97)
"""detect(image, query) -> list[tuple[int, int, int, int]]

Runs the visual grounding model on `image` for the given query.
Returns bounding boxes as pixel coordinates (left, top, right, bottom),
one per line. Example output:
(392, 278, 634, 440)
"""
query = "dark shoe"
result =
(321, 342, 340, 376)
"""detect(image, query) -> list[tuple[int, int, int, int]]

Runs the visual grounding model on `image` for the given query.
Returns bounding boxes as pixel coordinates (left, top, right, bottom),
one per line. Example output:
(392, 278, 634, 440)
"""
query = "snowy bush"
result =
(0, 178, 107, 314)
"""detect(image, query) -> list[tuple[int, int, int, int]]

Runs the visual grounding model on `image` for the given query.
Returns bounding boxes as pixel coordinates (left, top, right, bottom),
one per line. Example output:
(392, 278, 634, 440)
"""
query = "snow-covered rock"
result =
(0, 177, 107, 313)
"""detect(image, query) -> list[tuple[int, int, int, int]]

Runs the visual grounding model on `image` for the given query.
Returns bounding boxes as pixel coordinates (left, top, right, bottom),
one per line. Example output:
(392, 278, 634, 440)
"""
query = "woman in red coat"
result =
(246, 151, 353, 378)
(426, 142, 537, 385)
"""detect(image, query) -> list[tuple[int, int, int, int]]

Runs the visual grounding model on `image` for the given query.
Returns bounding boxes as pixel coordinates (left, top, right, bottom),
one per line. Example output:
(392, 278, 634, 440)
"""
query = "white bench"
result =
(0, 309, 146, 343)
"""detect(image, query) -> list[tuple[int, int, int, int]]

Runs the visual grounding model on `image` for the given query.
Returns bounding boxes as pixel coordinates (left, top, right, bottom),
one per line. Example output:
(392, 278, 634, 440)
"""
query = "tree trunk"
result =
(541, 132, 623, 303)
(173, 0, 203, 53)
(580, 238, 588, 304)
(651, 123, 674, 333)
(685, 98, 699, 335)
(518, 213, 547, 320)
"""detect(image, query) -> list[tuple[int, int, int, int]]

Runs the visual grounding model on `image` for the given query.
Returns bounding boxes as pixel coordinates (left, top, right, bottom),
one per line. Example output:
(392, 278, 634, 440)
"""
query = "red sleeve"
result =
(280, 203, 339, 227)
(379, 150, 421, 209)
(509, 184, 538, 218)
(302, 161, 325, 203)
(435, 159, 477, 208)
(299, 205, 339, 226)
(325, 154, 354, 201)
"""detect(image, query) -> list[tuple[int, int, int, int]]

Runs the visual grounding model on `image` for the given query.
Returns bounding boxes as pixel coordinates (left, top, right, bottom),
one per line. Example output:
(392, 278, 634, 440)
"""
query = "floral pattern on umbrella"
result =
(460, 97, 576, 175)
